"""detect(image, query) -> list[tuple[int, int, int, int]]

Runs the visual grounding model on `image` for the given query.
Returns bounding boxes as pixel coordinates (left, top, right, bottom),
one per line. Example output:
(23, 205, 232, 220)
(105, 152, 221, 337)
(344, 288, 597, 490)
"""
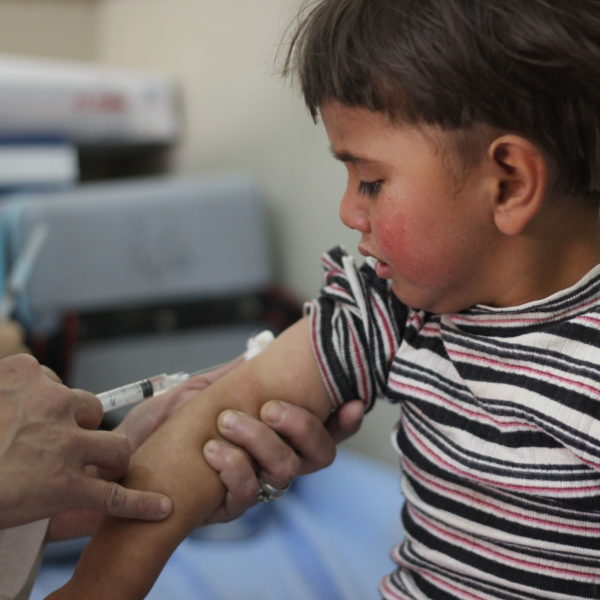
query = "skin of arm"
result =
(48, 317, 332, 600)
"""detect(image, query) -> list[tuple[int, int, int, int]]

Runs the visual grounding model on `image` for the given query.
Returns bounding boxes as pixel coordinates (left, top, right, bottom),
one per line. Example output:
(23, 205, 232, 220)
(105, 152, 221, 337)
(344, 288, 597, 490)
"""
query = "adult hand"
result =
(182, 356, 364, 523)
(0, 354, 172, 532)
(204, 398, 365, 523)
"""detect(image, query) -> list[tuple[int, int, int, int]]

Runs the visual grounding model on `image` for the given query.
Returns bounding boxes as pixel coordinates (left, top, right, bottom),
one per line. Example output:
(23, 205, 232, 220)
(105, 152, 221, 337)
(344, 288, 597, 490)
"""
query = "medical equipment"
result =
(99, 330, 274, 413)
(98, 371, 192, 412)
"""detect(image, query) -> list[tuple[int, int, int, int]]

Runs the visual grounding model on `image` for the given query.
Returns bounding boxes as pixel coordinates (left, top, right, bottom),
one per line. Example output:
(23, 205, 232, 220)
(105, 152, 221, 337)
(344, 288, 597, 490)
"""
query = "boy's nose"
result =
(339, 191, 370, 232)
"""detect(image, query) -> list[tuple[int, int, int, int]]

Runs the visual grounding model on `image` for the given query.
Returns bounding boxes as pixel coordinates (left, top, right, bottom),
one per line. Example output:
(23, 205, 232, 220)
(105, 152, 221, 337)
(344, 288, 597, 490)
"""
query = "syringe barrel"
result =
(99, 372, 189, 412)
(98, 375, 166, 412)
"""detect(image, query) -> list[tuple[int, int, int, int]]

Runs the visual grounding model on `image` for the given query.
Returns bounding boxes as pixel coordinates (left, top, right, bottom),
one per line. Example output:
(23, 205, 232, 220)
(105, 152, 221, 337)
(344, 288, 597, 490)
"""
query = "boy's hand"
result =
(204, 399, 365, 523)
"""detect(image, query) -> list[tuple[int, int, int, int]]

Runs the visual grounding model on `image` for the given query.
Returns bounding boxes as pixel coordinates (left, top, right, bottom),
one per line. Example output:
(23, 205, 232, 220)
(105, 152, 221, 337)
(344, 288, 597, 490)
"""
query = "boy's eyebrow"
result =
(330, 147, 378, 165)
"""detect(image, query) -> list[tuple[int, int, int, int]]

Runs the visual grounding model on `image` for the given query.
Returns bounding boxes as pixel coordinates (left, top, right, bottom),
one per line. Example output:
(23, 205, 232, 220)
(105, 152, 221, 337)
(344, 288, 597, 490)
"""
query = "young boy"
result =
(48, 0, 600, 598)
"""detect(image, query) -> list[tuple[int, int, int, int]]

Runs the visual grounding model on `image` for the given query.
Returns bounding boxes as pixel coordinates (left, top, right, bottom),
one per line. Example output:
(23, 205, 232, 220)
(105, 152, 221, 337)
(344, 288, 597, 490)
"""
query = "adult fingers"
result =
(260, 401, 338, 475)
(323, 399, 365, 443)
(203, 440, 260, 523)
(78, 429, 133, 482)
(35, 368, 103, 430)
(80, 478, 172, 521)
(70, 388, 104, 430)
(40, 364, 63, 383)
(217, 408, 300, 487)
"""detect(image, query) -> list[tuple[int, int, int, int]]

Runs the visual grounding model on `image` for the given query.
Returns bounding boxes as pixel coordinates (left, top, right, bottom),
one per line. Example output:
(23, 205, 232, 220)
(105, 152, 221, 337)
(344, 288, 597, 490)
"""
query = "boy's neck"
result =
(489, 199, 600, 308)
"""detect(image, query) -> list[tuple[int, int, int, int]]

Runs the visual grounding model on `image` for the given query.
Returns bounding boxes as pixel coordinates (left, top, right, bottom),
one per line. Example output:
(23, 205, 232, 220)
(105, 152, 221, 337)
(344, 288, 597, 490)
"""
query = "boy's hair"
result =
(283, 0, 600, 198)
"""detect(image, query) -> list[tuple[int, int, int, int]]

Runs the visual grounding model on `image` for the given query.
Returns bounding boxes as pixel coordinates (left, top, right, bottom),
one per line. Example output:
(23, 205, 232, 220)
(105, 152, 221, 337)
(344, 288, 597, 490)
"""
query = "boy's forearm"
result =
(48, 317, 330, 600)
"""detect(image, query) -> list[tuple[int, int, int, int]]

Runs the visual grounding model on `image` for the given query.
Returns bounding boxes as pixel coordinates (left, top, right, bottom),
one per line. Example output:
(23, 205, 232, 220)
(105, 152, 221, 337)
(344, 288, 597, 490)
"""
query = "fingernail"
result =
(204, 440, 221, 456)
(220, 410, 238, 430)
(263, 401, 285, 424)
(159, 497, 172, 517)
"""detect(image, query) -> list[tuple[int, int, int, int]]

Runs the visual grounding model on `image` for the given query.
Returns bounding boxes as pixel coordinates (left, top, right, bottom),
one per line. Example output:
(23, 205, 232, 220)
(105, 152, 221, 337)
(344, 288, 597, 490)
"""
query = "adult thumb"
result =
(326, 399, 365, 443)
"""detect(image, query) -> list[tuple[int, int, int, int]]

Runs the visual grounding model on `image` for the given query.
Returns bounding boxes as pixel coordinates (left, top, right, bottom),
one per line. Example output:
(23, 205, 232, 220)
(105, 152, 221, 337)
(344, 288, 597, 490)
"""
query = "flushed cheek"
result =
(374, 215, 442, 284)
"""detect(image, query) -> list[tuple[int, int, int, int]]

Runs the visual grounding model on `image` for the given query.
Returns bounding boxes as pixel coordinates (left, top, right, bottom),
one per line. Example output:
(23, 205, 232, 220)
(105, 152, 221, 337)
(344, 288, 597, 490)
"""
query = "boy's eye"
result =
(358, 180, 383, 197)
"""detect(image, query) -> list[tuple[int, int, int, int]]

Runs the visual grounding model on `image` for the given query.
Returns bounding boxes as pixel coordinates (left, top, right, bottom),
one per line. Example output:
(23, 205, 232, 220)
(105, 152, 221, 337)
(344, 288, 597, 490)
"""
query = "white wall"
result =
(94, 0, 358, 301)
(0, 0, 97, 60)
(0, 0, 400, 465)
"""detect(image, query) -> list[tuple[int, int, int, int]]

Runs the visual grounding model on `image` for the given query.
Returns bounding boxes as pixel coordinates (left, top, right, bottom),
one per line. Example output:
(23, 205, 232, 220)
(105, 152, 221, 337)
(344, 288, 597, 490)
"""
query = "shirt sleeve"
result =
(304, 246, 406, 411)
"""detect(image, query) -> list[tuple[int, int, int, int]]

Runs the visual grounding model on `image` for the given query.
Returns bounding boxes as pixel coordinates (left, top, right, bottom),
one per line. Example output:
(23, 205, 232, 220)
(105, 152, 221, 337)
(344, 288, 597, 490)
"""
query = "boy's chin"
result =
(391, 283, 465, 314)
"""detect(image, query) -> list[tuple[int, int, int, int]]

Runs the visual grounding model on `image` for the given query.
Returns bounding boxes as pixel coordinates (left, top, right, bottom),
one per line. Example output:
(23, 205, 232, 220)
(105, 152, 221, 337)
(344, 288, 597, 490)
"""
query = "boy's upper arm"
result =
(250, 316, 333, 422)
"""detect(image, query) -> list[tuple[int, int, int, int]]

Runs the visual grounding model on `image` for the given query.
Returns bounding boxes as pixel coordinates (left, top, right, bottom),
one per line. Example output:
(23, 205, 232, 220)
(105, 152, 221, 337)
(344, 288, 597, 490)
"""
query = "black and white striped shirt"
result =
(306, 246, 600, 599)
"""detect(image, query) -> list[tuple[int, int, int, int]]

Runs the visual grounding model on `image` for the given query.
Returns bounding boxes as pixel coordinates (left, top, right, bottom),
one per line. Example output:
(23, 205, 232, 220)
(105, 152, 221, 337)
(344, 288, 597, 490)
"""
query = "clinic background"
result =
(0, 0, 398, 465)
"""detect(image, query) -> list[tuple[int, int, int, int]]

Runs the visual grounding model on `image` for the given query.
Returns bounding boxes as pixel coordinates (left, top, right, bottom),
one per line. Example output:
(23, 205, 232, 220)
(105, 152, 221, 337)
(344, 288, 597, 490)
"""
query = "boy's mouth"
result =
(374, 259, 392, 279)
(359, 246, 391, 279)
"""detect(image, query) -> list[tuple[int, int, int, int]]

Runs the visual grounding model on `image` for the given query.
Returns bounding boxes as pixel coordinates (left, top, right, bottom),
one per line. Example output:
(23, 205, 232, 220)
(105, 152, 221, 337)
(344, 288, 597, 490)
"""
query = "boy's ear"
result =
(488, 135, 549, 236)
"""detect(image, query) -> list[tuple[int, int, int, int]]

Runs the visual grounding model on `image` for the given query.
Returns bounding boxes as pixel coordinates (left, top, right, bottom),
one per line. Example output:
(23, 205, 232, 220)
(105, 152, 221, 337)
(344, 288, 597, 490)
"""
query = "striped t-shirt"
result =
(306, 246, 600, 600)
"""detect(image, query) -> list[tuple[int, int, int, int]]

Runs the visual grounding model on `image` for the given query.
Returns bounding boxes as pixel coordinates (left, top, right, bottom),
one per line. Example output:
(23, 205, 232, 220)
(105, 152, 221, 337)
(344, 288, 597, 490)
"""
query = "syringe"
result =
(98, 330, 275, 413)
(98, 372, 191, 412)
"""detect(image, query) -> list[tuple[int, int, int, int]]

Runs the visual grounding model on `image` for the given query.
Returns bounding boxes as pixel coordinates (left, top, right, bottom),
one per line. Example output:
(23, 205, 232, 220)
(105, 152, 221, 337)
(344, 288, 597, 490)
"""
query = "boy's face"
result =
(321, 101, 500, 313)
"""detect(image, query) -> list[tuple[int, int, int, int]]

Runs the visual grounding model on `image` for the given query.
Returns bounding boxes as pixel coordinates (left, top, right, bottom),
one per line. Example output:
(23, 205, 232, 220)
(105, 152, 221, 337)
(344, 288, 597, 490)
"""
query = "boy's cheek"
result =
(375, 219, 431, 281)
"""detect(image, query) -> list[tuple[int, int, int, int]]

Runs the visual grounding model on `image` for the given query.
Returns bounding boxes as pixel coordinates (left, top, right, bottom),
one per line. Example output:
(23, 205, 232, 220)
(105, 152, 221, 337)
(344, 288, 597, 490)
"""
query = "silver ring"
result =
(257, 479, 290, 502)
